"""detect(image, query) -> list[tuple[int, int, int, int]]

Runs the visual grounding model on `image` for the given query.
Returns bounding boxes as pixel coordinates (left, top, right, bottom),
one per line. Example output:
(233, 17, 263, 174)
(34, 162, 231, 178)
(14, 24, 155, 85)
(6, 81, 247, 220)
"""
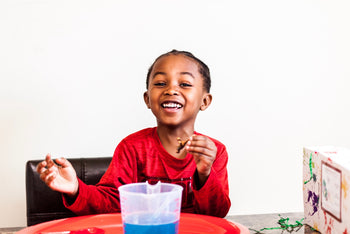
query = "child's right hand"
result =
(36, 154, 79, 197)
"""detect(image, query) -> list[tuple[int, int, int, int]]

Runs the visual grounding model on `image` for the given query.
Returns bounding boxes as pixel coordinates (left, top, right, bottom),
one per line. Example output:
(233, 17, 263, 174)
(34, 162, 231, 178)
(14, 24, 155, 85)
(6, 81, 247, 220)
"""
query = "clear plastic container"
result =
(118, 181, 183, 234)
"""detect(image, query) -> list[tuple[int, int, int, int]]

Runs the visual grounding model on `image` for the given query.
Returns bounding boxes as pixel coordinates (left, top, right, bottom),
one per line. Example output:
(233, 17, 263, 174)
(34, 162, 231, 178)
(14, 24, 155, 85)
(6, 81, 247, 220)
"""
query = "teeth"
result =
(162, 102, 182, 108)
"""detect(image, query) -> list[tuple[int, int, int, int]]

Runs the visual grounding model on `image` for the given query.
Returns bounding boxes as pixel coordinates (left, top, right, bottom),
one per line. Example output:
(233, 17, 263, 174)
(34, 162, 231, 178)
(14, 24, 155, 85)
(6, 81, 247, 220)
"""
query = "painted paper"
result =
(303, 146, 350, 234)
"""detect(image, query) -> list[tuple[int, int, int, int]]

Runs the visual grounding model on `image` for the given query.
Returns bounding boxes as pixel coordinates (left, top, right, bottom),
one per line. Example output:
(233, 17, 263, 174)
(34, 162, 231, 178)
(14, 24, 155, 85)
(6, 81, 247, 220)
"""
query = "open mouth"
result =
(161, 101, 183, 109)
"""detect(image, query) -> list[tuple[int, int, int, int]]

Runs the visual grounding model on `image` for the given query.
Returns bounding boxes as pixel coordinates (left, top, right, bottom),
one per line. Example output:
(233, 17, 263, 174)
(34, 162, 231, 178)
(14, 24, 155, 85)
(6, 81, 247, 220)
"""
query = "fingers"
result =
(36, 160, 47, 173)
(186, 135, 216, 156)
(36, 154, 78, 194)
(55, 157, 72, 168)
(39, 168, 57, 185)
(36, 153, 60, 185)
(38, 163, 58, 186)
(45, 154, 56, 168)
(37, 154, 71, 172)
(36, 153, 52, 174)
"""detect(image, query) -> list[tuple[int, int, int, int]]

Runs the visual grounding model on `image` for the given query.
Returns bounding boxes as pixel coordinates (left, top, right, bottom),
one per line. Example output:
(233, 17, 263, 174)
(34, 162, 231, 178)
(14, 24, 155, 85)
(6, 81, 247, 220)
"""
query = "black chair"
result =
(25, 157, 112, 226)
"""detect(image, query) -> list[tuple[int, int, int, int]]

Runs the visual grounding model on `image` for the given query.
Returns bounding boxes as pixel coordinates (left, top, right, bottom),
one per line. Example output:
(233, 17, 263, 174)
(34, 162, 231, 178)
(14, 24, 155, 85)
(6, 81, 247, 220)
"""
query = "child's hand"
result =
(186, 135, 217, 185)
(36, 154, 79, 197)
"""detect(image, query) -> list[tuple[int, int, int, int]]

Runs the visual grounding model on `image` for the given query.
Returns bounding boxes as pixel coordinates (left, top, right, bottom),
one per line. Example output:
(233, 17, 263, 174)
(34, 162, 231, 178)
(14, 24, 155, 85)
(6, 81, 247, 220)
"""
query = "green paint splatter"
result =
(250, 215, 304, 233)
(304, 153, 314, 184)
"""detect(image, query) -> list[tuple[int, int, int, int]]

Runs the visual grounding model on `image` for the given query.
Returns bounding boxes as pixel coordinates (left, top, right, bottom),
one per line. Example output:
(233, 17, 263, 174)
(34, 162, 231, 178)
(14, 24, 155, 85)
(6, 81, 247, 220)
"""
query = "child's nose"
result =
(164, 84, 179, 96)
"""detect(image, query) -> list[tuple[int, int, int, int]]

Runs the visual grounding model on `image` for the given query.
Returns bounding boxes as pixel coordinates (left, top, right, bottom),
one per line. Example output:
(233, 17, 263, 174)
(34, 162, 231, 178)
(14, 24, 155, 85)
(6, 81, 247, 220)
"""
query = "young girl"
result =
(37, 50, 231, 218)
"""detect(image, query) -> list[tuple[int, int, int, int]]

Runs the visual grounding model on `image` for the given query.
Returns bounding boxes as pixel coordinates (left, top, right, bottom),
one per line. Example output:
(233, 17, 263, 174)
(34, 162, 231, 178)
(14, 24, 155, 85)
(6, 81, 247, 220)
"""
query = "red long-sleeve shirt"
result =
(64, 127, 231, 217)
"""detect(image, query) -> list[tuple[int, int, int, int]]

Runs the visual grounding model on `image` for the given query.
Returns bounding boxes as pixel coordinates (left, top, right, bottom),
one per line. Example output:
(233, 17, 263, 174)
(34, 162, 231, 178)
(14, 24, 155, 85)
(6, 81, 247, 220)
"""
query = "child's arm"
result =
(186, 135, 231, 217)
(61, 141, 136, 215)
(36, 154, 79, 197)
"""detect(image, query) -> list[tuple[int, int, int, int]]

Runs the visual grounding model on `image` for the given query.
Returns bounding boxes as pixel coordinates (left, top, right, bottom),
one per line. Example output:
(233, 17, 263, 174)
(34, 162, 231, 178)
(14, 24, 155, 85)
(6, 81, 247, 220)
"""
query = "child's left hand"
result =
(186, 135, 217, 184)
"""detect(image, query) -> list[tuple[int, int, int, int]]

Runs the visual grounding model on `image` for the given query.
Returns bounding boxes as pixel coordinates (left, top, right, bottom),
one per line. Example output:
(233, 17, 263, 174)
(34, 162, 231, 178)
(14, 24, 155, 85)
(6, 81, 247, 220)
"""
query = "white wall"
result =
(1, 0, 350, 228)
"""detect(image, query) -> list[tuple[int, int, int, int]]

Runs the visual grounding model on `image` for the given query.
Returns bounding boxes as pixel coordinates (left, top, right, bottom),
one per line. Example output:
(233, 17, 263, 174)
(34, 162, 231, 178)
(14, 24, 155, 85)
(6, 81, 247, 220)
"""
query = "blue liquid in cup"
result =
(124, 221, 179, 234)
(123, 212, 179, 234)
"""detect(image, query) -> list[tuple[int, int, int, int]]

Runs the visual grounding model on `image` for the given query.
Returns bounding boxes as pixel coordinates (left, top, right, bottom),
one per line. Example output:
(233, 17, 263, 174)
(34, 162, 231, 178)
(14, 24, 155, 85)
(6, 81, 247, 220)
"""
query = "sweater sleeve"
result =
(191, 143, 231, 218)
(63, 140, 137, 215)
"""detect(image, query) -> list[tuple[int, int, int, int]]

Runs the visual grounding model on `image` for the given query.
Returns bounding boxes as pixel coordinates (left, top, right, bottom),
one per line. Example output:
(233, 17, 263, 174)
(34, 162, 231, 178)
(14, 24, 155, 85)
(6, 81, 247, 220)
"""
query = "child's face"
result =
(144, 54, 212, 128)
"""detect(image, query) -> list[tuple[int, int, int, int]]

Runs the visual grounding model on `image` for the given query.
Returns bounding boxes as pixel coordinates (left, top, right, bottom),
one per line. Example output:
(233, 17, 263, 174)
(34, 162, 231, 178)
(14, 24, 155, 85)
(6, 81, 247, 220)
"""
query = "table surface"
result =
(0, 212, 320, 234)
(227, 212, 320, 233)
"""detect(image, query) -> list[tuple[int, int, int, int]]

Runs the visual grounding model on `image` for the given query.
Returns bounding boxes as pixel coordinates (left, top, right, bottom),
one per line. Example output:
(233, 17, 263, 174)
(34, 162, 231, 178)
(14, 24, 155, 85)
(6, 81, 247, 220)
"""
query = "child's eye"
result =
(180, 83, 192, 87)
(154, 82, 166, 87)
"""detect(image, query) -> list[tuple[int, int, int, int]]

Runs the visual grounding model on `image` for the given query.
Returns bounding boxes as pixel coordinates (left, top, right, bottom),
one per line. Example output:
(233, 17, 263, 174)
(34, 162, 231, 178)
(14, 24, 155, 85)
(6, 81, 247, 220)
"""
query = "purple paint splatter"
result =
(307, 190, 319, 215)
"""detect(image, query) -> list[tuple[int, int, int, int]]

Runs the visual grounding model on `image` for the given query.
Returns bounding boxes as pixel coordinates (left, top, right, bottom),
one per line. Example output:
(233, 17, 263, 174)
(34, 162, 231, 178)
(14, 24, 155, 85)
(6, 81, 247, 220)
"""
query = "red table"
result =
(18, 213, 249, 234)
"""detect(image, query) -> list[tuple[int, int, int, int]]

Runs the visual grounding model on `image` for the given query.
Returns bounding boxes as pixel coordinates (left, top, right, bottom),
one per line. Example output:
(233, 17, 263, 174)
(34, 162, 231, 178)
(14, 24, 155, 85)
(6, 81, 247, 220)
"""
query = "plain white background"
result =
(1, 0, 350, 228)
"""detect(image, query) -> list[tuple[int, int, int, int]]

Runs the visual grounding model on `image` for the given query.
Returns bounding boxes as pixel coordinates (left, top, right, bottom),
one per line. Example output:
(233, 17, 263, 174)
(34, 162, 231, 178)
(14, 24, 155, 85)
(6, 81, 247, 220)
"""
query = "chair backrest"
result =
(25, 157, 112, 226)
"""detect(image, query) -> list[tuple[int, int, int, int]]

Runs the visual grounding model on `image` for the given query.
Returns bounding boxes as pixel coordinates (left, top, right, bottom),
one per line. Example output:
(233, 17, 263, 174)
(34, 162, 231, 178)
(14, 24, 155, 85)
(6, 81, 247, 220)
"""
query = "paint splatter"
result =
(304, 153, 315, 184)
(325, 218, 334, 234)
(342, 177, 349, 199)
(307, 190, 319, 215)
(344, 228, 348, 234)
(324, 210, 334, 234)
(323, 179, 328, 201)
(249, 215, 304, 233)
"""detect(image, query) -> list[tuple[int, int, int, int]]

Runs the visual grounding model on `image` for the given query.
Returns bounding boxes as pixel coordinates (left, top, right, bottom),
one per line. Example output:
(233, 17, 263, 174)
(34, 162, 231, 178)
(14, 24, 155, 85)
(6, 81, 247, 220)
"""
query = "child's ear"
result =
(143, 91, 151, 109)
(200, 93, 212, 111)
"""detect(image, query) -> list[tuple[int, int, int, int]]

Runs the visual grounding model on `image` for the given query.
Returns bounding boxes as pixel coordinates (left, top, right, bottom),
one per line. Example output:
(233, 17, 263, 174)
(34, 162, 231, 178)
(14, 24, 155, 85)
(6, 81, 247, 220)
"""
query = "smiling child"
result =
(37, 50, 231, 217)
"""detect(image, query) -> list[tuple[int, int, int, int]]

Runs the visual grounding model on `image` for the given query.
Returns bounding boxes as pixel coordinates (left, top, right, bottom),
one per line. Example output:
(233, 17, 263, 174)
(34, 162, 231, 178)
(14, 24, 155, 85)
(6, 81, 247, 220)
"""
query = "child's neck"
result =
(157, 125, 194, 159)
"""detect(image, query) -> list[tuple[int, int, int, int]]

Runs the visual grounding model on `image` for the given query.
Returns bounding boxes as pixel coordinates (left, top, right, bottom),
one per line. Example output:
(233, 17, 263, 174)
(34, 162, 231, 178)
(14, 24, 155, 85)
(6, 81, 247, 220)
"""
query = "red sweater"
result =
(64, 127, 231, 217)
